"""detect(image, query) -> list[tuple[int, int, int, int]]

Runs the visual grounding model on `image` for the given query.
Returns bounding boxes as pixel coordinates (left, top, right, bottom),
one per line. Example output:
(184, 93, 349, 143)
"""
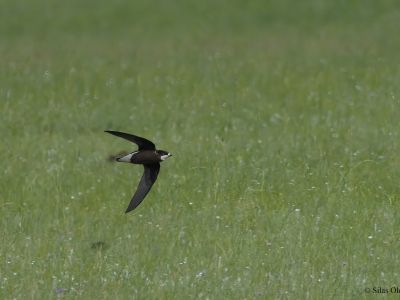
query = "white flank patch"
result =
(117, 152, 135, 162)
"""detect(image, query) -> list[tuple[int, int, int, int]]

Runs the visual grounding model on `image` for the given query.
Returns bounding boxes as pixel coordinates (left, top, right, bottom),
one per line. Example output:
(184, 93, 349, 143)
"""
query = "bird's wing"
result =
(125, 163, 160, 213)
(105, 130, 156, 150)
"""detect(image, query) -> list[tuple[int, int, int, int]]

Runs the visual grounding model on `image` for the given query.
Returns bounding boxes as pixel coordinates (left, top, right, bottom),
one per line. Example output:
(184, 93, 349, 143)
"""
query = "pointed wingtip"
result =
(105, 130, 117, 137)
(125, 207, 134, 214)
(125, 201, 140, 213)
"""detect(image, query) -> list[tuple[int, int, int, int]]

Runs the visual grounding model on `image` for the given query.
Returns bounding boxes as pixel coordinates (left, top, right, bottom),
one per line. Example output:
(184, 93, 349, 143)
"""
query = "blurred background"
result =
(1, 0, 400, 298)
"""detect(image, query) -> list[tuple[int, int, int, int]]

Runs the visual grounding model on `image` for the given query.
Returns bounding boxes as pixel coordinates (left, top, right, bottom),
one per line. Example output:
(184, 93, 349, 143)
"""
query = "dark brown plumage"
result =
(105, 130, 172, 213)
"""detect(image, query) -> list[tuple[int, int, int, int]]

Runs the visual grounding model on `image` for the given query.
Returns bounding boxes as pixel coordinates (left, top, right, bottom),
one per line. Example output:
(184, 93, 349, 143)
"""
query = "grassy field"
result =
(1, 0, 400, 299)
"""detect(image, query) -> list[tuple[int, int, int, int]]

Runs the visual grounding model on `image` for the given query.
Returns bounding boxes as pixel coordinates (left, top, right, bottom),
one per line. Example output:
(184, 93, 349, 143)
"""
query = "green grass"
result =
(1, 0, 400, 299)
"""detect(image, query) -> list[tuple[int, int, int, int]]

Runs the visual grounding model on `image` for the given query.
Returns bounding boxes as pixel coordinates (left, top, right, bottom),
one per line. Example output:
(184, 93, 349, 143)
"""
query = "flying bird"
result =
(105, 130, 172, 213)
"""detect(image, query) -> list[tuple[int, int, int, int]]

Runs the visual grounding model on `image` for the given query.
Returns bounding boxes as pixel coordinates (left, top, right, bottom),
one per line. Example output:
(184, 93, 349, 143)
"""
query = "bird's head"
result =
(157, 150, 172, 161)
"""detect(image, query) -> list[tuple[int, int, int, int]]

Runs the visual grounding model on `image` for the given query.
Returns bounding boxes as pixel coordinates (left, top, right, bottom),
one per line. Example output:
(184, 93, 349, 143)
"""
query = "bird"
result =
(105, 130, 172, 213)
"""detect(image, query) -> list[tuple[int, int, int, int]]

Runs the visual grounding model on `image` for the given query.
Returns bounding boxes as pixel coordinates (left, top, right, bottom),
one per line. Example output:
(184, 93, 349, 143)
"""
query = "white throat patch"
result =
(160, 153, 171, 161)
